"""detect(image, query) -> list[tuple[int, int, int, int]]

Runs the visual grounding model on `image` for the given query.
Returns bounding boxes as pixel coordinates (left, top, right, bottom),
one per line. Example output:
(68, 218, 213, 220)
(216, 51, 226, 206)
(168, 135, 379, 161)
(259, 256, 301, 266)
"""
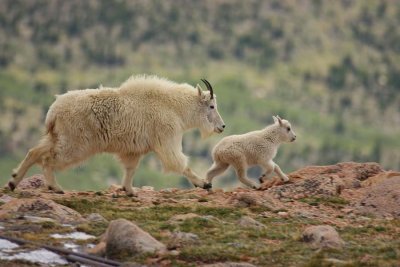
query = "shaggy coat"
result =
(206, 116, 296, 189)
(10, 75, 225, 195)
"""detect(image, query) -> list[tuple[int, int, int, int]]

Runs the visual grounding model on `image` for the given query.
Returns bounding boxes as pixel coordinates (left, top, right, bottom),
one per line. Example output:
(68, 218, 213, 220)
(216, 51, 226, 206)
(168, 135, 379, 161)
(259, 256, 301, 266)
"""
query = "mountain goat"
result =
(9, 75, 225, 195)
(206, 116, 296, 189)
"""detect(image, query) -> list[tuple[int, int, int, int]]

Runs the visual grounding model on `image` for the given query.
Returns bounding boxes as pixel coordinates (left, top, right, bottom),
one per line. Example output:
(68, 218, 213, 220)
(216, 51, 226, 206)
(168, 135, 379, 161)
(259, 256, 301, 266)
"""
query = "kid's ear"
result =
(273, 115, 283, 126)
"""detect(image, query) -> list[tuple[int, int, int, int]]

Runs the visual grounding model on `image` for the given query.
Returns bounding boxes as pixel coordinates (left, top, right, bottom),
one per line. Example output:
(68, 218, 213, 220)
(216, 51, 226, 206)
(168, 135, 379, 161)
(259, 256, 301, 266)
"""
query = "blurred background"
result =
(0, 0, 399, 190)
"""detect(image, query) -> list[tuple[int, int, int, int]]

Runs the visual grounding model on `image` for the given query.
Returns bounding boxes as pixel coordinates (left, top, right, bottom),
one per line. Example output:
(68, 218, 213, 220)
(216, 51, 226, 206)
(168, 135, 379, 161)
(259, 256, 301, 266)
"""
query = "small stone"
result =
(277, 211, 289, 218)
(167, 231, 199, 249)
(237, 216, 266, 230)
(160, 188, 178, 193)
(341, 208, 353, 214)
(169, 250, 180, 256)
(302, 225, 344, 249)
(87, 213, 108, 223)
(141, 186, 154, 191)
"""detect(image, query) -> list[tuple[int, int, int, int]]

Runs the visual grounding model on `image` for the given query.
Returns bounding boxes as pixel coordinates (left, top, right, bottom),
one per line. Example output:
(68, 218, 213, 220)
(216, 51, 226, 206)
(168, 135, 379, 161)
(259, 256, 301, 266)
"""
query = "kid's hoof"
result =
(252, 185, 261, 190)
(8, 181, 16, 191)
(203, 183, 212, 190)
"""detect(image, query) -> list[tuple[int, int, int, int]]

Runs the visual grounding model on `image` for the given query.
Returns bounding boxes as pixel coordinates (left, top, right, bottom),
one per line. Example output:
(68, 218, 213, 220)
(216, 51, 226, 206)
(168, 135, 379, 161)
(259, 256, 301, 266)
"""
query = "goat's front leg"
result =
(118, 154, 142, 196)
(273, 162, 290, 182)
(183, 167, 212, 190)
(259, 161, 275, 183)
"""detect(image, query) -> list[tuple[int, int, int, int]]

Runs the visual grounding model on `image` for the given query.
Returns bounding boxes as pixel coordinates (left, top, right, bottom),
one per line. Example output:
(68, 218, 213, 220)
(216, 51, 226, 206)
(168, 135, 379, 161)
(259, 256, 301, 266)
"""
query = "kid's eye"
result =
(287, 127, 291, 131)
(210, 105, 215, 109)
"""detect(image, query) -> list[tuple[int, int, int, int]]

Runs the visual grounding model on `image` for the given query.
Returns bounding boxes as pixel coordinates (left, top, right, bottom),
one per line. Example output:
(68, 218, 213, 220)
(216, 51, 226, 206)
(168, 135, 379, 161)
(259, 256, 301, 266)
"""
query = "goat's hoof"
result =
(48, 186, 64, 194)
(126, 191, 138, 197)
(252, 185, 261, 190)
(8, 181, 16, 191)
(202, 182, 212, 190)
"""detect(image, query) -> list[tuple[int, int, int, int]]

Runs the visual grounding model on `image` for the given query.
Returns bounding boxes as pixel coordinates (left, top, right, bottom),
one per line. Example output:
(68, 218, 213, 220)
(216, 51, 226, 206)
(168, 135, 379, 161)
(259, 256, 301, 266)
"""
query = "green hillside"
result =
(0, 0, 399, 190)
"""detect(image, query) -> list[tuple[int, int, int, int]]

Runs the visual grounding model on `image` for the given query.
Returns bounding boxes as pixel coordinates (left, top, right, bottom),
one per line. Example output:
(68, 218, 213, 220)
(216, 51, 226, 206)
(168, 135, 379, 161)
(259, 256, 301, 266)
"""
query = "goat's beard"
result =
(199, 125, 214, 139)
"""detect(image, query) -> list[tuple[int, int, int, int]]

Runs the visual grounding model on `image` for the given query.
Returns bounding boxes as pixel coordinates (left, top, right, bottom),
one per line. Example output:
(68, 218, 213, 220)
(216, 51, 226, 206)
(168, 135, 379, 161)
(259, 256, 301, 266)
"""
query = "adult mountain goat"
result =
(9, 75, 225, 195)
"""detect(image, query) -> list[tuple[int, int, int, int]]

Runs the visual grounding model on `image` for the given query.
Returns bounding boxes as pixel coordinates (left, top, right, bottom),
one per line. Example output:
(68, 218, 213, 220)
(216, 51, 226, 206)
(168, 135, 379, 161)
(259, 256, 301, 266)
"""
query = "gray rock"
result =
(237, 216, 266, 230)
(302, 225, 344, 249)
(0, 198, 86, 224)
(92, 219, 166, 259)
(167, 231, 199, 249)
(86, 213, 108, 223)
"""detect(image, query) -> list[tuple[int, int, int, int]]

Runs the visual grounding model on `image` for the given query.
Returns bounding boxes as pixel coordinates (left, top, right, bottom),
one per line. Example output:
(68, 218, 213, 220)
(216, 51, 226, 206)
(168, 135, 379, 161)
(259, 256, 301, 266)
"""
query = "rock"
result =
(354, 175, 400, 218)
(167, 231, 199, 249)
(286, 162, 383, 189)
(302, 225, 344, 249)
(22, 215, 57, 224)
(231, 192, 285, 212)
(0, 198, 86, 224)
(17, 174, 47, 190)
(201, 262, 257, 267)
(91, 219, 166, 258)
(237, 216, 266, 230)
(361, 171, 400, 187)
(267, 175, 345, 199)
(141, 186, 154, 191)
(86, 213, 108, 223)
(0, 194, 16, 203)
(277, 211, 289, 218)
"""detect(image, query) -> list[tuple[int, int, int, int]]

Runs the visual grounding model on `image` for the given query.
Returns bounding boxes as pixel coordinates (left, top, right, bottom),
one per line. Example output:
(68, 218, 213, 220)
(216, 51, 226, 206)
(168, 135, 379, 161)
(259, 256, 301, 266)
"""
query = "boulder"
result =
(91, 219, 166, 259)
(0, 198, 86, 224)
(230, 192, 285, 211)
(355, 175, 400, 218)
(267, 175, 345, 199)
(17, 174, 47, 190)
(237, 216, 266, 230)
(302, 225, 344, 249)
(86, 213, 108, 223)
(261, 162, 384, 190)
(167, 231, 199, 249)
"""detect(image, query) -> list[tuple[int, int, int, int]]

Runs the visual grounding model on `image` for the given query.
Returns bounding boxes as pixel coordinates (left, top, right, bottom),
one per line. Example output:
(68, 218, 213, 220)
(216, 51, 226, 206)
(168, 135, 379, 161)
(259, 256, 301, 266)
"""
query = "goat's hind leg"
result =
(9, 144, 47, 190)
(206, 161, 229, 184)
(42, 164, 64, 194)
(232, 162, 260, 189)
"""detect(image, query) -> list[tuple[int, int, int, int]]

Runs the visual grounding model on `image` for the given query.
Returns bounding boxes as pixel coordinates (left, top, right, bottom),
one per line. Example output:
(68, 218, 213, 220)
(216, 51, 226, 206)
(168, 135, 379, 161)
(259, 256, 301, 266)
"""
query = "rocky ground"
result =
(0, 162, 399, 266)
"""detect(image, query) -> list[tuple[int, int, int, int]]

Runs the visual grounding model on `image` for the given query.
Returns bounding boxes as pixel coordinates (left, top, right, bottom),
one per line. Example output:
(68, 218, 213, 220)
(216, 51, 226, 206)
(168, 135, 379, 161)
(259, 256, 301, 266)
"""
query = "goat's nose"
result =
(222, 125, 226, 128)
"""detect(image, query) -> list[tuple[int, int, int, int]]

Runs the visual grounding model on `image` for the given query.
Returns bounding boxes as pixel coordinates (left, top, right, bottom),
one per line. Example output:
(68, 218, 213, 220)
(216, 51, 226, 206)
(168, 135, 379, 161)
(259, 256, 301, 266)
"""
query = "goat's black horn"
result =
(201, 79, 214, 99)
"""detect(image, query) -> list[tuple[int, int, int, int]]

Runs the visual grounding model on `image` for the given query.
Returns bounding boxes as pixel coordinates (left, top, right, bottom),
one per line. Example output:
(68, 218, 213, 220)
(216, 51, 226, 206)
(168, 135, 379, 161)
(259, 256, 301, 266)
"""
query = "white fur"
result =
(10, 75, 225, 195)
(206, 116, 296, 189)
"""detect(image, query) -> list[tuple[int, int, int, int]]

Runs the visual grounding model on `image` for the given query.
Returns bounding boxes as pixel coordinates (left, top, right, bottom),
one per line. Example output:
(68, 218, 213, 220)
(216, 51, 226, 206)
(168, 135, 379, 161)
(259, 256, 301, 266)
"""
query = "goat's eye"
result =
(210, 105, 215, 109)
(287, 127, 291, 131)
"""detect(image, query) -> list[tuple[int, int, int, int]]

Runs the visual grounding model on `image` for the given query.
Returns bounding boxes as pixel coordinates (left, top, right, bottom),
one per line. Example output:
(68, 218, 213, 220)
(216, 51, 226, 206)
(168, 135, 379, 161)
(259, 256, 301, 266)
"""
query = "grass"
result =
(50, 196, 400, 266)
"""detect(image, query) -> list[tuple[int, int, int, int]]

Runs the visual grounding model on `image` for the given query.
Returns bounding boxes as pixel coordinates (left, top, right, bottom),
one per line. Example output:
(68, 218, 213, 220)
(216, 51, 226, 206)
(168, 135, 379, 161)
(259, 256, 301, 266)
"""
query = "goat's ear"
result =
(196, 84, 204, 97)
(196, 84, 207, 102)
(273, 115, 283, 126)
